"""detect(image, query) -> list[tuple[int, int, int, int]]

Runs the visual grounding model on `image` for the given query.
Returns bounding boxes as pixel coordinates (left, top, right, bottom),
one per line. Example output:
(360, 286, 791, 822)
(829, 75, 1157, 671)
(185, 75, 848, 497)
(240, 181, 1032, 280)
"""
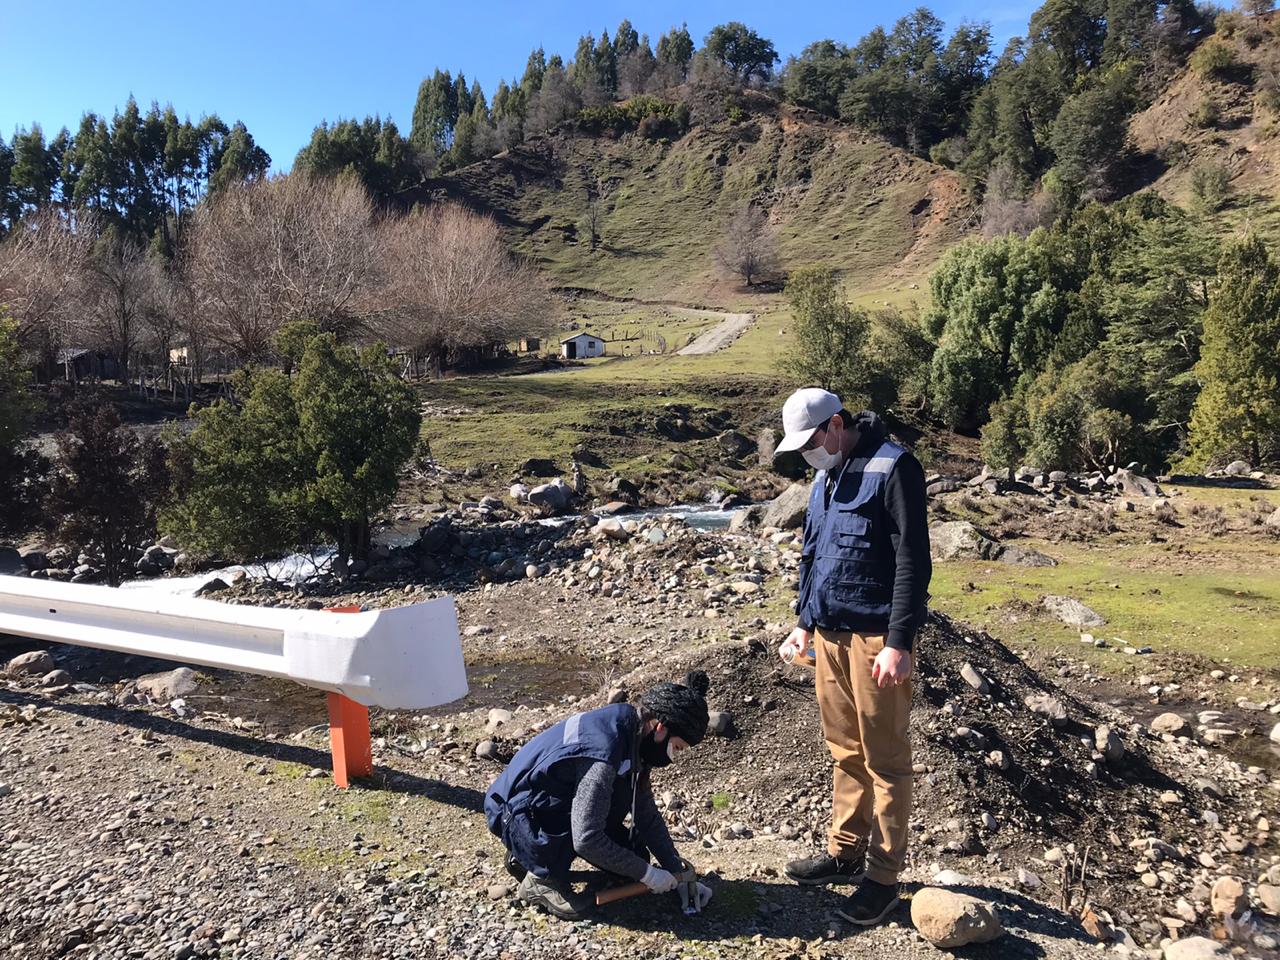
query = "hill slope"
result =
(411, 102, 973, 305)
(1130, 20, 1280, 240)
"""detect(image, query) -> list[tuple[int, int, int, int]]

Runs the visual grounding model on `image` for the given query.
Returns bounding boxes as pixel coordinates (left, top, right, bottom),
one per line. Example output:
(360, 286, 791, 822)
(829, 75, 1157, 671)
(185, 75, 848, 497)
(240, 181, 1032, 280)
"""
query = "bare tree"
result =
(376, 203, 552, 375)
(80, 232, 162, 384)
(185, 173, 379, 362)
(0, 208, 97, 370)
(715, 204, 781, 287)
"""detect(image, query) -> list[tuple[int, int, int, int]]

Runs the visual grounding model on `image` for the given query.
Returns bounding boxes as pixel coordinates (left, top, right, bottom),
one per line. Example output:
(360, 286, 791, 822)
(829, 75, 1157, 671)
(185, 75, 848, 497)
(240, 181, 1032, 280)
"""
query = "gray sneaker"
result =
(517, 873, 594, 920)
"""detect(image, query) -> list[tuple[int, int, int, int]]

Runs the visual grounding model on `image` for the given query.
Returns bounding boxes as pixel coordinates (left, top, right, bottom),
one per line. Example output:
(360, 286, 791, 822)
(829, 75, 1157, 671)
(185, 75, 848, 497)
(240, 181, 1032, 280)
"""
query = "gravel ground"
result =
(3, 513, 1279, 960)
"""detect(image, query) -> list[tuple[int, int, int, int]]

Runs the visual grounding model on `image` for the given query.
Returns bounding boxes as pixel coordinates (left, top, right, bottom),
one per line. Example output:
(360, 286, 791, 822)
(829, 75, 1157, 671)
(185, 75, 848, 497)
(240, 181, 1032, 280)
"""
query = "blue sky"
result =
(0, 0, 1040, 170)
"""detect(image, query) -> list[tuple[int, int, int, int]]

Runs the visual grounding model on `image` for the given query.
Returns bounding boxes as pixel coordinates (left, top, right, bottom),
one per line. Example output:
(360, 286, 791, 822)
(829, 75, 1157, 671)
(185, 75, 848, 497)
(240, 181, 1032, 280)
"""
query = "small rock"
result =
(1151, 713, 1189, 736)
(40, 669, 72, 687)
(475, 741, 499, 761)
(1210, 876, 1246, 918)
(136, 667, 200, 701)
(487, 882, 513, 901)
(1162, 936, 1227, 960)
(960, 662, 989, 695)
(1024, 693, 1068, 727)
(910, 888, 1004, 948)
(1094, 725, 1124, 764)
(707, 711, 734, 737)
(4, 650, 55, 677)
(1042, 595, 1106, 627)
(1257, 883, 1280, 916)
(606, 688, 627, 705)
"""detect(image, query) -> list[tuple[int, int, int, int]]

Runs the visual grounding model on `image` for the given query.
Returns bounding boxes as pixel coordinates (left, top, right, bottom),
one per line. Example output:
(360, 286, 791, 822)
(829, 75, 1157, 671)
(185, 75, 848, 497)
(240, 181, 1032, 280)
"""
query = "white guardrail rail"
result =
(0, 575, 468, 710)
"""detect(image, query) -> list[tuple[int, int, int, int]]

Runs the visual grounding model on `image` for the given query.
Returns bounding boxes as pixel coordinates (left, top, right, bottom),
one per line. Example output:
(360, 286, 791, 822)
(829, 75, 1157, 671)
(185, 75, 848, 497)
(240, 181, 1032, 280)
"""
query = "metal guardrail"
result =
(0, 575, 469, 786)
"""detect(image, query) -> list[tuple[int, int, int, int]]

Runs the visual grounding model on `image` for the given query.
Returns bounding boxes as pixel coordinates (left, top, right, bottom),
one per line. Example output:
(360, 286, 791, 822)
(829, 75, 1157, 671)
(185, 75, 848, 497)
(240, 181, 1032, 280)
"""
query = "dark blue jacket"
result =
(796, 411, 931, 650)
(485, 703, 638, 879)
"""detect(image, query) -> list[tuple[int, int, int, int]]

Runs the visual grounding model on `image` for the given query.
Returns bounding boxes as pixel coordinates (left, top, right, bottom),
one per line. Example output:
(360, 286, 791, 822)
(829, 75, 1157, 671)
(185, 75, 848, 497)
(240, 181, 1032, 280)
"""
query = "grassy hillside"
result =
(412, 101, 972, 306)
(1130, 17, 1280, 242)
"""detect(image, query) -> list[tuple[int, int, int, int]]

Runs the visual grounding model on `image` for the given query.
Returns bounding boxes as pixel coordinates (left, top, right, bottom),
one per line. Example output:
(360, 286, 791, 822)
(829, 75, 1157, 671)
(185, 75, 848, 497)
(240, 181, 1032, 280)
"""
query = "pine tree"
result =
(1188, 235, 1280, 467)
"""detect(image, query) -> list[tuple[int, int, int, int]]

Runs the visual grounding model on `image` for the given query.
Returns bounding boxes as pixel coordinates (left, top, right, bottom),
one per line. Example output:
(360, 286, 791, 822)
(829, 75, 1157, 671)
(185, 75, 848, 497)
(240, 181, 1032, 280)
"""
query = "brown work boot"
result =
(517, 873, 594, 921)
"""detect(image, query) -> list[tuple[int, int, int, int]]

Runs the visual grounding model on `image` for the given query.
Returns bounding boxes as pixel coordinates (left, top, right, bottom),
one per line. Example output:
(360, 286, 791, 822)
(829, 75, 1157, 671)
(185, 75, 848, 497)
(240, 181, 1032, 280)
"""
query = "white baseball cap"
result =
(775, 388, 843, 454)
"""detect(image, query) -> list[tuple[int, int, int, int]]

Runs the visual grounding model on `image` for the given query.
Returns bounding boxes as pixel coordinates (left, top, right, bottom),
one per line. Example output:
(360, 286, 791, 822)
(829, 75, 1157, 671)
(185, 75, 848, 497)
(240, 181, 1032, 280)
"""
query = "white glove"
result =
(641, 864, 678, 894)
(694, 881, 713, 911)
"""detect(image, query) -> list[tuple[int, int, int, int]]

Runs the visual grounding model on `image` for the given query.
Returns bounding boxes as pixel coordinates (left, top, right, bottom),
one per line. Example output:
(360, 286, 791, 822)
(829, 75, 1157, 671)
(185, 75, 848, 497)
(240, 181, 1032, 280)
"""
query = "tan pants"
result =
(814, 628, 912, 885)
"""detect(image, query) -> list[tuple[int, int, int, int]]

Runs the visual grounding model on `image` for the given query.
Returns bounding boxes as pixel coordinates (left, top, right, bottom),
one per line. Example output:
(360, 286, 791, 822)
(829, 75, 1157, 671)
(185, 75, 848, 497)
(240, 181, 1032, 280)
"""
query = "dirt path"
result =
(675, 310, 754, 355)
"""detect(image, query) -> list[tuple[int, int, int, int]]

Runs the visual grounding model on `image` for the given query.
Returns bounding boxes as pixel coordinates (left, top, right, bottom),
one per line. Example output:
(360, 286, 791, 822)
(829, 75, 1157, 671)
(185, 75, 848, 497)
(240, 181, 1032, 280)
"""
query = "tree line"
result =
(788, 193, 1280, 472)
(0, 98, 270, 252)
(0, 174, 551, 390)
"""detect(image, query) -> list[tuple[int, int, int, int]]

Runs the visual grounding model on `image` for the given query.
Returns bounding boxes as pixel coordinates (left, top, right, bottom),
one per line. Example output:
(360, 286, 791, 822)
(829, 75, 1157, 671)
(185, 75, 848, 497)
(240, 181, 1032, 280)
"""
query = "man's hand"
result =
(871, 647, 912, 688)
(641, 864, 678, 894)
(779, 626, 812, 663)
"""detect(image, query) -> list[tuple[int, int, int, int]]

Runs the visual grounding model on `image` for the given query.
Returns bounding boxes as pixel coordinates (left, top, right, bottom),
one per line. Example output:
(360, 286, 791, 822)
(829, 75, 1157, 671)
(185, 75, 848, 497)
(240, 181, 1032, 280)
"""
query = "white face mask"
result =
(802, 447, 842, 471)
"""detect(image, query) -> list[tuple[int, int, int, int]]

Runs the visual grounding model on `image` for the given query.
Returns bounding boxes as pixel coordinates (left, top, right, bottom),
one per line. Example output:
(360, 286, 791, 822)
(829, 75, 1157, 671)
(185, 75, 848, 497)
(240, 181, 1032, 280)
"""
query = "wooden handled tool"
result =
(595, 868, 696, 906)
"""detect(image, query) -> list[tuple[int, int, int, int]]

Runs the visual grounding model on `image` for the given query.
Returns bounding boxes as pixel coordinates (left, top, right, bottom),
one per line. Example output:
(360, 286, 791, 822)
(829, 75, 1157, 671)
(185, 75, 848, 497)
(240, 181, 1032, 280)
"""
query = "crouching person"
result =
(484, 672, 713, 920)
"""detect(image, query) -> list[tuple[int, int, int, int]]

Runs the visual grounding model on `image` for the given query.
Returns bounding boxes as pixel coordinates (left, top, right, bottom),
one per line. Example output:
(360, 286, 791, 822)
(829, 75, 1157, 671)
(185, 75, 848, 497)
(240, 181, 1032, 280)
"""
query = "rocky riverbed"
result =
(3, 507, 1279, 960)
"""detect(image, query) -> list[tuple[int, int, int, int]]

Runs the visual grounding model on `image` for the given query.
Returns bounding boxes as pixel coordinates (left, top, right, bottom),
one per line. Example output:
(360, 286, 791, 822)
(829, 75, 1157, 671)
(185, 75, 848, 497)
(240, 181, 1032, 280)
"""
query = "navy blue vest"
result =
(484, 703, 638, 878)
(797, 439, 907, 633)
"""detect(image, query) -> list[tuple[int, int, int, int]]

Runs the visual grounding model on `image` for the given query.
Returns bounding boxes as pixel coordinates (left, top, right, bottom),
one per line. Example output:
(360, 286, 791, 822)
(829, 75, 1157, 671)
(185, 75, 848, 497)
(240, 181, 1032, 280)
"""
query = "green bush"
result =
(164, 332, 421, 573)
(782, 266, 874, 409)
(1190, 160, 1231, 211)
(1192, 96, 1221, 127)
(1191, 39, 1239, 77)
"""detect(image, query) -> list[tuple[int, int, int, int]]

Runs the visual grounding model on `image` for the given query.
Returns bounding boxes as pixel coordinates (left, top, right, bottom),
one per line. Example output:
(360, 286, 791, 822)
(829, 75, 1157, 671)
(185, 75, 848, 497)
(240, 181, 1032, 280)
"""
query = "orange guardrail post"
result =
(324, 606, 373, 788)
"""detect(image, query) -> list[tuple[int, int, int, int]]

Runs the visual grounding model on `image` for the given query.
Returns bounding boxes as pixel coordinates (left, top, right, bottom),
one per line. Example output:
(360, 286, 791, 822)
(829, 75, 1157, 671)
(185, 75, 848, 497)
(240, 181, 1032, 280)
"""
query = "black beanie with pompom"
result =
(640, 671, 711, 746)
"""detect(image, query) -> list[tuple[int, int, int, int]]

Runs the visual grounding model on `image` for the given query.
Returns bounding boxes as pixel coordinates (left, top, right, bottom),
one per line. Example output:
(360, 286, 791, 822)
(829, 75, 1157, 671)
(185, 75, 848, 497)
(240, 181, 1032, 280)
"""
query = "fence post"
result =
(324, 605, 373, 788)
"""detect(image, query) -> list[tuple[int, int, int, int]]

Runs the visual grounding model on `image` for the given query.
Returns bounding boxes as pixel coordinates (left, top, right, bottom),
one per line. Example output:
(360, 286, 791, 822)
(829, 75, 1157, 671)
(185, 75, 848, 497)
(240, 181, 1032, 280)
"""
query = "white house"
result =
(560, 333, 606, 360)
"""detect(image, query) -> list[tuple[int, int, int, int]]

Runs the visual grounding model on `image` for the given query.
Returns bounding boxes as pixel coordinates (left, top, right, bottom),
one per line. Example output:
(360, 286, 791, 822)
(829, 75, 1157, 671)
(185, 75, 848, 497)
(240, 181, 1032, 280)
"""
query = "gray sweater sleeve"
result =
(568, 761, 684, 879)
(569, 760, 652, 881)
(630, 771, 684, 873)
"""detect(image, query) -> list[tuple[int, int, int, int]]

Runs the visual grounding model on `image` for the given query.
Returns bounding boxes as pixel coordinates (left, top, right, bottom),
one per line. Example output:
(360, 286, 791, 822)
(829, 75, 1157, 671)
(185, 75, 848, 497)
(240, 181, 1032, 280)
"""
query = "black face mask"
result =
(640, 730, 673, 769)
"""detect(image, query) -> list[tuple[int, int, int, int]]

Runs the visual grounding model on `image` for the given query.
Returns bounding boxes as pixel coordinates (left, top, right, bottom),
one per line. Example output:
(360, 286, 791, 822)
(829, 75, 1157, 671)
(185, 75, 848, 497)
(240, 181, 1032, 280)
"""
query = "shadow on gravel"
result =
(0, 688, 484, 812)
(590, 877, 1088, 956)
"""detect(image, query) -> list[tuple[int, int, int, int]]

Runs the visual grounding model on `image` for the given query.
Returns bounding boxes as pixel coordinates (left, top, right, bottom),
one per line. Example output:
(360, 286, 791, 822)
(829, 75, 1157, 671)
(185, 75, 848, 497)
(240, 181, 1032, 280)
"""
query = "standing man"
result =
(773, 388, 931, 927)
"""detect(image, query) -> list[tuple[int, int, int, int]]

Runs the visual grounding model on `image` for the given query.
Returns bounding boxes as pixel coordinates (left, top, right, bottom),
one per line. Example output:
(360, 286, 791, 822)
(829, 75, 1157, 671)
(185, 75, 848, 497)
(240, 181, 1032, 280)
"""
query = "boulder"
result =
(594, 519, 630, 542)
(0, 547, 22, 576)
(528, 480, 571, 514)
(1111, 468, 1160, 498)
(756, 428, 779, 466)
(40, 669, 72, 687)
(1042, 595, 1106, 627)
(1025, 693, 1069, 727)
(1223, 460, 1252, 477)
(596, 501, 632, 516)
(19, 548, 47, 572)
(1271, 721, 1280, 745)
(926, 478, 961, 496)
(728, 504, 766, 534)
(509, 483, 530, 502)
(136, 667, 200, 701)
(998, 545, 1057, 567)
(1163, 937, 1227, 960)
(4, 650, 55, 677)
(910, 888, 1004, 948)
(930, 521, 1001, 561)
(1151, 713, 1190, 737)
(716, 431, 754, 459)
(1210, 876, 1246, 918)
(605, 476, 640, 501)
(518, 457, 558, 477)
(761, 483, 809, 531)
(1266, 507, 1280, 529)
(475, 740, 499, 761)
(194, 577, 230, 596)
